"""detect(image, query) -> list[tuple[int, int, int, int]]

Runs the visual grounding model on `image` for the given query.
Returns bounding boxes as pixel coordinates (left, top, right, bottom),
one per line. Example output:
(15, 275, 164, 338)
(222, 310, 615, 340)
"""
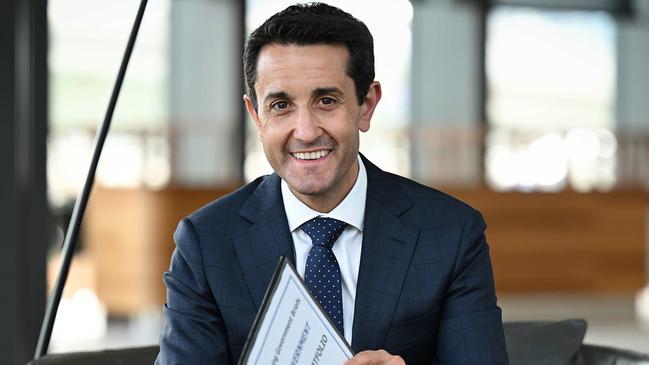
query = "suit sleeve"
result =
(156, 218, 231, 365)
(436, 209, 509, 365)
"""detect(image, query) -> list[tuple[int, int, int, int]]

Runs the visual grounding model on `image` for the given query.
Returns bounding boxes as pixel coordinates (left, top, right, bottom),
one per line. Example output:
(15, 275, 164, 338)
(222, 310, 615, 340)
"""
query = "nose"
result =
(292, 109, 322, 142)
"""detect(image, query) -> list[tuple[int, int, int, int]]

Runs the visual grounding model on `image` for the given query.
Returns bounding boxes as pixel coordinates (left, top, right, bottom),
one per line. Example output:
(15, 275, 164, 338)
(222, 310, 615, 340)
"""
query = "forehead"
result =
(255, 43, 351, 96)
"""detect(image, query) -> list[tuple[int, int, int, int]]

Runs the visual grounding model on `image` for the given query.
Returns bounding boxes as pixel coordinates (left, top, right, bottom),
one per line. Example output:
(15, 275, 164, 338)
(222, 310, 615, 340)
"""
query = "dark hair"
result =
(243, 2, 374, 109)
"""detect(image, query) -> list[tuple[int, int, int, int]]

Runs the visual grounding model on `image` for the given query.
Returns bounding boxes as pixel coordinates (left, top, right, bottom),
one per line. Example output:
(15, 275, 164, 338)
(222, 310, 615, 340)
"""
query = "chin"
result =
(292, 184, 329, 196)
(287, 178, 332, 197)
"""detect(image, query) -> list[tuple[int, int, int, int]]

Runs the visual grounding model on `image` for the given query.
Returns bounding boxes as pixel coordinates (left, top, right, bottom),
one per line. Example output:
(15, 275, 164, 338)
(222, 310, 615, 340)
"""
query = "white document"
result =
(238, 257, 353, 365)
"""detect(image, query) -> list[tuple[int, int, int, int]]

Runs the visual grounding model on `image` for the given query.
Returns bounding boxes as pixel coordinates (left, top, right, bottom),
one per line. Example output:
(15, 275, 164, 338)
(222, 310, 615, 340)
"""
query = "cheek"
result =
(261, 123, 290, 153)
(333, 119, 361, 145)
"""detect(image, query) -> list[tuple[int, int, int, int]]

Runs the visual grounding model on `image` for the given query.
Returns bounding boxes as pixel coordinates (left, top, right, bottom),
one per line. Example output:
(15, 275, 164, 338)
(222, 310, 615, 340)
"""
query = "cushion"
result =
(504, 319, 587, 365)
(27, 345, 159, 365)
(574, 344, 649, 365)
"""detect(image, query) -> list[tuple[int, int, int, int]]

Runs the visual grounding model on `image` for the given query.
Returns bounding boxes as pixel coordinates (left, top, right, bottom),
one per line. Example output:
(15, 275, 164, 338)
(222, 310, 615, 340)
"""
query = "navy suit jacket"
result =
(156, 156, 509, 364)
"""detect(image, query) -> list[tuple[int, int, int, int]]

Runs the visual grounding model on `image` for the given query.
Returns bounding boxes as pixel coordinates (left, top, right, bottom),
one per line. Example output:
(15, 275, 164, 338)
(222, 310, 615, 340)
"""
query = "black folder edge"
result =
(237, 256, 354, 364)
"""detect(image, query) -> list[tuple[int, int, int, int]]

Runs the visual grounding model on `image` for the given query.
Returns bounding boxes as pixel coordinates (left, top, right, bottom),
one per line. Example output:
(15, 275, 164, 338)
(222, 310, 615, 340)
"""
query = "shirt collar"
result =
(281, 155, 367, 232)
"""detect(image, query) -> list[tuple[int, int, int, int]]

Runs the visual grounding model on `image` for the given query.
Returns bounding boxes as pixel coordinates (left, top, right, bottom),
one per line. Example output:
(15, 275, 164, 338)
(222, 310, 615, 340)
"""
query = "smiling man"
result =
(246, 42, 378, 213)
(156, 3, 509, 365)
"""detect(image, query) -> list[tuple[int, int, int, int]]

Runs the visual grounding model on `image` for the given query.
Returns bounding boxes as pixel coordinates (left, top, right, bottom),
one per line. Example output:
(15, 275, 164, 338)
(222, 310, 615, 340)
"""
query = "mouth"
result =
(291, 149, 330, 160)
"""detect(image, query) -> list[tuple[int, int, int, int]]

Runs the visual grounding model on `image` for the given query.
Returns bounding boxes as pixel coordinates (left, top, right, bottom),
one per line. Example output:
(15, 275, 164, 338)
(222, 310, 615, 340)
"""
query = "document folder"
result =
(238, 257, 353, 365)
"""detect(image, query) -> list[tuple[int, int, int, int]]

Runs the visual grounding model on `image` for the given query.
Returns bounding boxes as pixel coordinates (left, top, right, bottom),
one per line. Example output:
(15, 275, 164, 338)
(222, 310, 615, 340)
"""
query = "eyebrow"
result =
(262, 87, 343, 105)
(263, 91, 290, 104)
(312, 87, 342, 98)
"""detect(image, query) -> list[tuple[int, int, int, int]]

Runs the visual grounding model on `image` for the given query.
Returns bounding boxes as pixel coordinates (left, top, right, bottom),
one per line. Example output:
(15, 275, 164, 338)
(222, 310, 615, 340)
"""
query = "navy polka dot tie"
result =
(301, 217, 347, 334)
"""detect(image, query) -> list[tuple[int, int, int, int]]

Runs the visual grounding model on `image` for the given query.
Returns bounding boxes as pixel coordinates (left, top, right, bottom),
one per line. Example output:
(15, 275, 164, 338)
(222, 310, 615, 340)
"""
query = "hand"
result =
(344, 350, 405, 365)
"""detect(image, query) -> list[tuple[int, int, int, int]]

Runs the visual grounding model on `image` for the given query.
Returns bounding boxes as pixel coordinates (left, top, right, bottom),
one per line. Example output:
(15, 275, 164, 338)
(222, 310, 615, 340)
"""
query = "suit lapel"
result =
(232, 174, 295, 310)
(231, 158, 420, 350)
(352, 157, 419, 352)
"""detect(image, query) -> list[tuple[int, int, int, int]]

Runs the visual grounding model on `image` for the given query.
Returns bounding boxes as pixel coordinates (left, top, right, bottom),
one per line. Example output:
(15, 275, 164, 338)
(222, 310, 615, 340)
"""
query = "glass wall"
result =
(48, 0, 171, 207)
(47, 0, 170, 352)
(485, 6, 617, 192)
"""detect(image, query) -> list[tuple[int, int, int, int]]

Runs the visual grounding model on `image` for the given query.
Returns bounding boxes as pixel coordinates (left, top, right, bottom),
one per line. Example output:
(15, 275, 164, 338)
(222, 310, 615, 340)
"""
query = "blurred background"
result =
(3, 0, 649, 363)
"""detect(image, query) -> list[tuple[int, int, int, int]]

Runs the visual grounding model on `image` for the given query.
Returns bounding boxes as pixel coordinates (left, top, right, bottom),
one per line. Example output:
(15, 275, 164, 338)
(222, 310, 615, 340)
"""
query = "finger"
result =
(344, 350, 405, 365)
(345, 350, 377, 365)
(387, 354, 405, 365)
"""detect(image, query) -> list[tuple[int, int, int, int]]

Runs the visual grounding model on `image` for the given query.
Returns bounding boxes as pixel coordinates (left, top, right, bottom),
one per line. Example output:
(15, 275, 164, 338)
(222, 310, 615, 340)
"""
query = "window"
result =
(485, 6, 616, 191)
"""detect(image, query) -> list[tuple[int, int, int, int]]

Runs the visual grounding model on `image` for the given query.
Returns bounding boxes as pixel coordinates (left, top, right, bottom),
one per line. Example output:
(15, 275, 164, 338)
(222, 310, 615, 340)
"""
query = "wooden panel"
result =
(85, 185, 239, 316)
(448, 189, 647, 293)
(85, 185, 647, 315)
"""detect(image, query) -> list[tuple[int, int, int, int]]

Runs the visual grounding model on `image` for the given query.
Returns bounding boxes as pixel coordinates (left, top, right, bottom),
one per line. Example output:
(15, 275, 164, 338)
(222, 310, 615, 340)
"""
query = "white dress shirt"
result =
(281, 155, 367, 344)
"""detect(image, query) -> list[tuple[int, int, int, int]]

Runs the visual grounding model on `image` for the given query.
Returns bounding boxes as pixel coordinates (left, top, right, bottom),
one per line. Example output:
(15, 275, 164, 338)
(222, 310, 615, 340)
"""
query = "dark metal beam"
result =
(0, 0, 50, 363)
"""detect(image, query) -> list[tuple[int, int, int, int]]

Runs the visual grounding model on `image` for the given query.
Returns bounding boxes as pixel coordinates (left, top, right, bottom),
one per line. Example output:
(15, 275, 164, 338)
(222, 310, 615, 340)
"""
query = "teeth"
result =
(293, 150, 329, 160)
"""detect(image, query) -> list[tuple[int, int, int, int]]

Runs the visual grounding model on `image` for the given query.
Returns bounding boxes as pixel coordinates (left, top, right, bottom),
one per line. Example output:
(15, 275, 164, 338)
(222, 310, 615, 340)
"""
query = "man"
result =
(157, 3, 508, 364)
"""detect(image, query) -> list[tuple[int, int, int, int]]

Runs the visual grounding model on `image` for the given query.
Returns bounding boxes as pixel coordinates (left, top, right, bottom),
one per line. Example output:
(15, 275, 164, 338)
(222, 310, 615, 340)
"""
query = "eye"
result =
(319, 97, 336, 106)
(271, 101, 289, 111)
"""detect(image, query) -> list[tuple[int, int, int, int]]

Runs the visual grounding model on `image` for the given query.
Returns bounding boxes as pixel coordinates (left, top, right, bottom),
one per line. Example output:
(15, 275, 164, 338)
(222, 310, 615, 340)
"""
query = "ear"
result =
(358, 81, 382, 132)
(243, 94, 263, 141)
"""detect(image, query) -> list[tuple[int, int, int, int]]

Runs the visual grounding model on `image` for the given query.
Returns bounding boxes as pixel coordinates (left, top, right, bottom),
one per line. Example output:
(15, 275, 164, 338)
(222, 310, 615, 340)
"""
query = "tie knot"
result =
(300, 217, 347, 248)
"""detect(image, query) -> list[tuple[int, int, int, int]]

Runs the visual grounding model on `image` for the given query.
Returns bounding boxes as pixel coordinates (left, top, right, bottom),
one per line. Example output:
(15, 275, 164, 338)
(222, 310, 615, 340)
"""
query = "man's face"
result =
(244, 44, 381, 212)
